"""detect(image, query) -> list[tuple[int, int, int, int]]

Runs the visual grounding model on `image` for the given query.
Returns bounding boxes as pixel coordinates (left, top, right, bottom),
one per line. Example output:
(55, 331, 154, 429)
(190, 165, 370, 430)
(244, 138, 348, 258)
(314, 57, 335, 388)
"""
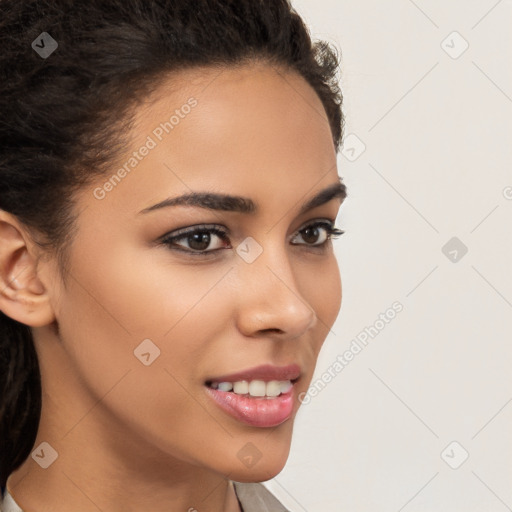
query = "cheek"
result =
(54, 246, 234, 394)
(52, 259, 236, 465)
(63, 239, 231, 336)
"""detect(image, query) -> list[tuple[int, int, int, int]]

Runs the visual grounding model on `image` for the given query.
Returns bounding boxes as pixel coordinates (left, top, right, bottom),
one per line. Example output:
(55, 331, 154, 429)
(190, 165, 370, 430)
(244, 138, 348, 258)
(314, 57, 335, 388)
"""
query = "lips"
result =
(203, 363, 302, 427)
(204, 363, 301, 384)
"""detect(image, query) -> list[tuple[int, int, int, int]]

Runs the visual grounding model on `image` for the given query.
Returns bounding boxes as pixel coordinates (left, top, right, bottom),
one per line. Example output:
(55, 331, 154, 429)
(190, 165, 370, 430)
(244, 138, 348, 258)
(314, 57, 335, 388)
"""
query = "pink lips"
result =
(205, 363, 301, 384)
(204, 364, 301, 427)
(204, 385, 295, 427)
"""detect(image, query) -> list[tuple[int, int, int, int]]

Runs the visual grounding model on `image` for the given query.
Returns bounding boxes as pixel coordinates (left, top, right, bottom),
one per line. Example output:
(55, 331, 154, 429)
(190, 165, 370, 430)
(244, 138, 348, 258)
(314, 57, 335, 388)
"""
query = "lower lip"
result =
(204, 385, 295, 427)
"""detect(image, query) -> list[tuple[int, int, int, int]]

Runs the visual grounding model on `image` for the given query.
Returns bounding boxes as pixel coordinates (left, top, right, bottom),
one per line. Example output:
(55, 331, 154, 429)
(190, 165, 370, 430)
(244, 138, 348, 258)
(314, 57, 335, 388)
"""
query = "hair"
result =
(0, 0, 345, 490)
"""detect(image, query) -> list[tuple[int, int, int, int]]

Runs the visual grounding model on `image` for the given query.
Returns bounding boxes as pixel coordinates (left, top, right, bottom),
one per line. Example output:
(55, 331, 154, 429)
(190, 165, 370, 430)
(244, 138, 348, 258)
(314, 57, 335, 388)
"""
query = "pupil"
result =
(189, 232, 210, 251)
(303, 226, 319, 244)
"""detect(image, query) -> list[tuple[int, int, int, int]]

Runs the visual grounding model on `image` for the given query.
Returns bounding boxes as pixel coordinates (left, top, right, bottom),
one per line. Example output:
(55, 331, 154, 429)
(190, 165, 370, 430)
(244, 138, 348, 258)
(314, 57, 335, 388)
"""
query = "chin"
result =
(225, 437, 292, 483)
(228, 461, 288, 483)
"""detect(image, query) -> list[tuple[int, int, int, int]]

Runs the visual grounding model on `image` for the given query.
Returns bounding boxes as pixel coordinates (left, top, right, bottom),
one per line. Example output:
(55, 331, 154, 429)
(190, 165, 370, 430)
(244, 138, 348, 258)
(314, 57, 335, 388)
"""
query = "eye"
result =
(158, 221, 344, 256)
(291, 220, 345, 247)
(159, 224, 230, 255)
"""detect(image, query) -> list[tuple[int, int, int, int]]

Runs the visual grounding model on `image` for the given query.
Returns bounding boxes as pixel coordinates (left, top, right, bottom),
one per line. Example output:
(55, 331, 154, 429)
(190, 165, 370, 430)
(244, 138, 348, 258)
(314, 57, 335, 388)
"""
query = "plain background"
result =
(263, 1, 512, 511)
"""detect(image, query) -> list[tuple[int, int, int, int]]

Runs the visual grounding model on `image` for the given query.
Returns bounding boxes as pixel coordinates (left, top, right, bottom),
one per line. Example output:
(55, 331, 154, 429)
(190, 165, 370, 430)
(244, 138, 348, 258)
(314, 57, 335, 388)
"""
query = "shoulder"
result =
(1, 481, 292, 512)
(232, 481, 291, 512)
(1, 486, 24, 512)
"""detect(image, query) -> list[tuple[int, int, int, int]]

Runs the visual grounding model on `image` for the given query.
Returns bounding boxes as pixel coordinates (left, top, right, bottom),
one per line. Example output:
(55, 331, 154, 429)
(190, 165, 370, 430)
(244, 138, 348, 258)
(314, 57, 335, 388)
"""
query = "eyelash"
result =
(158, 220, 345, 257)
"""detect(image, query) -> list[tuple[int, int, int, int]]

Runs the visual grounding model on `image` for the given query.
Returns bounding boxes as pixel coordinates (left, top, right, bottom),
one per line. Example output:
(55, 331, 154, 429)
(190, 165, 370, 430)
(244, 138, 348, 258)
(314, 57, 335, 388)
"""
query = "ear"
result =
(0, 209, 56, 327)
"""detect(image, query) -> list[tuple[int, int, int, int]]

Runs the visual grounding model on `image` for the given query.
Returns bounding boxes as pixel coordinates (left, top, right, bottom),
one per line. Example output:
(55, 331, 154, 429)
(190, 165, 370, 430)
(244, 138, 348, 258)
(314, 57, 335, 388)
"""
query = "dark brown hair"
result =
(0, 0, 345, 489)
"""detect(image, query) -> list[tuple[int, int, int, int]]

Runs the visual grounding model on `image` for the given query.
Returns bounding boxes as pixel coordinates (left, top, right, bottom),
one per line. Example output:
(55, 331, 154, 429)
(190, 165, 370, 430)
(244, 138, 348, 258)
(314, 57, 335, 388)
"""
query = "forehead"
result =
(82, 62, 338, 224)
(134, 61, 335, 161)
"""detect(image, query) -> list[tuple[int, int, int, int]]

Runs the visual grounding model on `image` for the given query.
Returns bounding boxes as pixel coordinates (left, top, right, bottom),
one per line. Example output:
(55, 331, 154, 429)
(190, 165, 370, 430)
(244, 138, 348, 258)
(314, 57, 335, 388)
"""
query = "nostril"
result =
(260, 328, 283, 335)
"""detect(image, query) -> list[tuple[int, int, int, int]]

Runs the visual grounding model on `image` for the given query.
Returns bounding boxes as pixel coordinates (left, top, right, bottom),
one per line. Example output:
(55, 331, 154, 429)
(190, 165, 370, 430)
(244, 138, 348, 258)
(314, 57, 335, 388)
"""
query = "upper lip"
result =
(205, 364, 301, 384)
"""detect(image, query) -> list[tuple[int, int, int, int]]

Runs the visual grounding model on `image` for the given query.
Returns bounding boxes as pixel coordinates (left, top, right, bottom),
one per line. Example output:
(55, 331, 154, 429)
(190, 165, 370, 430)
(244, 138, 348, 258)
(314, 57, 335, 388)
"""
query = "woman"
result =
(0, 0, 348, 510)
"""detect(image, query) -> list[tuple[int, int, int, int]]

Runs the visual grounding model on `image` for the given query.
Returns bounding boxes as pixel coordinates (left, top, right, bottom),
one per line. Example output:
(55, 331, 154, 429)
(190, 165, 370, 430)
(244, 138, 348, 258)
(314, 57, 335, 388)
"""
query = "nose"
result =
(235, 243, 318, 340)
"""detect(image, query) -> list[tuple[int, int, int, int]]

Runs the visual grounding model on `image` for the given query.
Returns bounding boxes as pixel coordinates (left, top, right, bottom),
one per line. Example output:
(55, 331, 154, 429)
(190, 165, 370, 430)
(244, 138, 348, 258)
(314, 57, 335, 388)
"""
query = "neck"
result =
(7, 447, 242, 512)
(5, 346, 242, 512)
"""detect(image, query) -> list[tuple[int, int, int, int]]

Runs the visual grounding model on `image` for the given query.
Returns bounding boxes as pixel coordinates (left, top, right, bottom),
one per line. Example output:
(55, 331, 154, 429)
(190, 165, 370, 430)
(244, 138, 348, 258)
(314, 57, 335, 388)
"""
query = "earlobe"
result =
(0, 210, 56, 327)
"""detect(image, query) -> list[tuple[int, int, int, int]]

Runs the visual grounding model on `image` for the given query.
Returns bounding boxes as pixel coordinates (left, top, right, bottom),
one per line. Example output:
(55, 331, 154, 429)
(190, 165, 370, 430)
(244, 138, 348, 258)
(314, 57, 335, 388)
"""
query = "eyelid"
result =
(158, 217, 336, 237)
(159, 223, 223, 239)
(295, 217, 337, 231)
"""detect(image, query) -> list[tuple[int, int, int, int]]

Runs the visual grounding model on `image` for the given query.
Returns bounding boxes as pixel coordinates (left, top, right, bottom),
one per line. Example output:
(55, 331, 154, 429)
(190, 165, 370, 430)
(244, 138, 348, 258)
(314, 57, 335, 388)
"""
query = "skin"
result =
(0, 62, 344, 512)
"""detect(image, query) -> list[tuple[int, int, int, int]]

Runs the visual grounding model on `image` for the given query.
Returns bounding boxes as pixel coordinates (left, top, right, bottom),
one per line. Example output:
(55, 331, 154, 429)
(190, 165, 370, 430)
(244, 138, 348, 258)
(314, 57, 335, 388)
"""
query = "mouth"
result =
(204, 377, 300, 398)
(203, 364, 302, 427)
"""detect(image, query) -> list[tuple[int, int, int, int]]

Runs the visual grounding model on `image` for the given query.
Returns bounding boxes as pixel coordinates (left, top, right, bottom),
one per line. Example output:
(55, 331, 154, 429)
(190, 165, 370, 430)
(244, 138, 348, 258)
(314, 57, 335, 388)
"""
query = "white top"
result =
(1, 481, 290, 512)
(0, 490, 22, 512)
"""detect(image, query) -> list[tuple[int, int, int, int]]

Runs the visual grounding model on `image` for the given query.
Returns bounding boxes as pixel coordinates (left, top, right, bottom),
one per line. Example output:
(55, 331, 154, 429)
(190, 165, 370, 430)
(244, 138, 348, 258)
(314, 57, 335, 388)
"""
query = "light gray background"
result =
(263, 1, 512, 510)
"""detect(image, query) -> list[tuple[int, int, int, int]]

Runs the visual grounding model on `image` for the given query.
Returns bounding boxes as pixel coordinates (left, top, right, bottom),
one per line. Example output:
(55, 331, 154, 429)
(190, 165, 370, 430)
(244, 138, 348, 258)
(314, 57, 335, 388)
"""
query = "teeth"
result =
(266, 380, 282, 397)
(217, 382, 233, 392)
(279, 380, 293, 394)
(233, 381, 249, 394)
(248, 380, 266, 397)
(209, 379, 294, 397)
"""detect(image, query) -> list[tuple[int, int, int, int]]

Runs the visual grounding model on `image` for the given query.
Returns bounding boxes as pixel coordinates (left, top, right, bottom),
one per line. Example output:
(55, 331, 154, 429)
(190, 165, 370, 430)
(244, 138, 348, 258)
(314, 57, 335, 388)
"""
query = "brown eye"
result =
(160, 225, 231, 255)
(159, 220, 344, 257)
(185, 231, 213, 251)
(291, 221, 344, 247)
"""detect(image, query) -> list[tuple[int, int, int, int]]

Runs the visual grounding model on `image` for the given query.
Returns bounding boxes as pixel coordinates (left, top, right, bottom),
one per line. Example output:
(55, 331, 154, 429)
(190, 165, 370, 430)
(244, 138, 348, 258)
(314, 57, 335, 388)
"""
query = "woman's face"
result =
(36, 62, 345, 482)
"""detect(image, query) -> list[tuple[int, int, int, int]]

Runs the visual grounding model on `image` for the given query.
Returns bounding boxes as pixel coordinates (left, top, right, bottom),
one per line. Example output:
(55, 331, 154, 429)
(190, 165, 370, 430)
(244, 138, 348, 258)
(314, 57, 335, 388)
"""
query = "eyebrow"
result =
(139, 177, 347, 216)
